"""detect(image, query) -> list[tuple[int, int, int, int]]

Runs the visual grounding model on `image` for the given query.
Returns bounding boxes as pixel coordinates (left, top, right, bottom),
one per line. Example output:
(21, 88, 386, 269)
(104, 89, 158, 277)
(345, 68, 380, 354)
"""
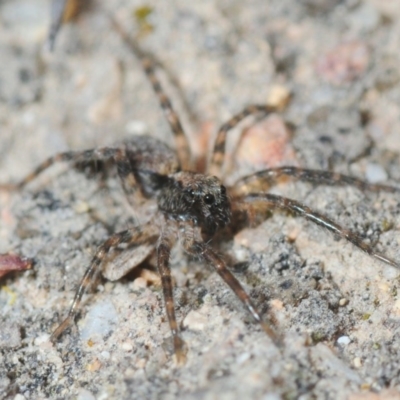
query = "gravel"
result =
(1, 0, 400, 399)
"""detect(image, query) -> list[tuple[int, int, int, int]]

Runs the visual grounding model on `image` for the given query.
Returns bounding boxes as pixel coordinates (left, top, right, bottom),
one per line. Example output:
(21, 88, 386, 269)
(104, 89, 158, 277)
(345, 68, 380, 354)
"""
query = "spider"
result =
(2, 18, 400, 365)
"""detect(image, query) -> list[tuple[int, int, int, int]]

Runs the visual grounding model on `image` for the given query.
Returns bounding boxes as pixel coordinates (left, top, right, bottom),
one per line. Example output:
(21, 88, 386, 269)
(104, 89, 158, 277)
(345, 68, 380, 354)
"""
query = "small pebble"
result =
(353, 357, 362, 368)
(121, 342, 133, 352)
(132, 276, 147, 289)
(126, 120, 148, 135)
(77, 389, 96, 400)
(267, 85, 291, 110)
(339, 298, 348, 306)
(80, 300, 118, 341)
(0, 323, 21, 349)
(100, 351, 110, 360)
(337, 336, 351, 346)
(365, 163, 388, 183)
(183, 309, 208, 331)
(34, 334, 50, 346)
(316, 41, 369, 85)
(236, 352, 251, 365)
(74, 200, 90, 214)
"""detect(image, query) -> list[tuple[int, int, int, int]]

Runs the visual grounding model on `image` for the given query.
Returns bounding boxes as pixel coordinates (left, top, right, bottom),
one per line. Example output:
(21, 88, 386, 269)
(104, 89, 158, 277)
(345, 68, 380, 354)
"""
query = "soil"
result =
(1, 0, 400, 399)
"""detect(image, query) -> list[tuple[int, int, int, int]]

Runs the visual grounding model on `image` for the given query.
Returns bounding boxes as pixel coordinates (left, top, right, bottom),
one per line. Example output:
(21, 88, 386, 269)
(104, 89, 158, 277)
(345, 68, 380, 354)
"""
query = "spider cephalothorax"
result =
(158, 172, 231, 237)
(3, 15, 400, 365)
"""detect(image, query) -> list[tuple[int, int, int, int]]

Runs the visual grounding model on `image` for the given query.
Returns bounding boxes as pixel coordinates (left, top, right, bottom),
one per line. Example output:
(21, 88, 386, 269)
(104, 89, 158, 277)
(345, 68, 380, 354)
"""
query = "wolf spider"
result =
(3, 21, 400, 365)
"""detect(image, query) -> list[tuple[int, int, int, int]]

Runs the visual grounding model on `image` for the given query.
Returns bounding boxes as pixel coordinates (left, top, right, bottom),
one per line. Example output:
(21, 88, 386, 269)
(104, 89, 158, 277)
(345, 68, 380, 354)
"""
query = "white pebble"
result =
(353, 357, 362, 368)
(34, 334, 50, 346)
(337, 336, 351, 345)
(77, 389, 96, 400)
(125, 120, 148, 135)
(121, 342, 133, 351)
(365, 163, 388, 183)
(80, 300, 118, 341)
(183, 310, 208, 331)
(236, 352, 251, 365)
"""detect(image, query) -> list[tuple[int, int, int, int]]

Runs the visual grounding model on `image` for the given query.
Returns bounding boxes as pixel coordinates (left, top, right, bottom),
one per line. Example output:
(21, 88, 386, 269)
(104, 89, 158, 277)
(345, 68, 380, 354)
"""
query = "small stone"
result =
(183, 309, 208, 331)
(126, 120, 148, 135)
(236, 115, 297, 170)
(267, 85, 291, 111)
(132, 276, 147, 289)
(121, 342, 133, 351)
(100, 351, 110, 360)
(77, 388, 96, 400)
(34, 334, 50, 346)
(236, 352, 251, 365)
(86, 358, 102, 372)
(140, 269, 161, 286)
(339, 298, 348, 306)
(365, 163, 388, 183)
(80, 300, 118, 342)
(74, 200, 90, 214)
(0, 323, 21, 349)
(316, 41, 369, 85)
(353, 357, 362, 368)
(337, 336, 351, 346)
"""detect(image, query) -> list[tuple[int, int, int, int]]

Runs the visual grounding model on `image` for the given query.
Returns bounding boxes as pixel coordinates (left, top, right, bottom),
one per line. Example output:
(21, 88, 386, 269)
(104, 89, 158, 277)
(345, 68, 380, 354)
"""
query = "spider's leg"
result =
(204, 246, 279, 344)
(110, 18, 191, 170)
(157, 226, 187, 364)
(113, 148, 146, 208)
(208, 104, 275, 177)
(51, 223, 156, 341)
(181, 225, 280, 345)
(234, 166, 400, 195)
(48, 0, 67, 50)
(141, 58, 191, 170)
(2, 145, 148, 208)
(241, 193, 400, 269)
(0, 147, 120, 190)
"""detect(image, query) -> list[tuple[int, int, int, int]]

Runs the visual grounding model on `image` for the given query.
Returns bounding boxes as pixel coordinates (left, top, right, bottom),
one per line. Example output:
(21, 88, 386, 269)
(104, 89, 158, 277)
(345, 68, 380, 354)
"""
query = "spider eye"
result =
(204, 194, 215, 205)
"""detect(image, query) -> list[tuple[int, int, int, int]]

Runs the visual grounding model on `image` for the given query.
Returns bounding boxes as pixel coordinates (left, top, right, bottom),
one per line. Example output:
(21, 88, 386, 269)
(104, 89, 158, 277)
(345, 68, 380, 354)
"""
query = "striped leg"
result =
(208, 105, 275, 177)
(2, 148, 119, 190)
(233, 166, 400, 195)
(48, 0, 67, 50)
(110, 17, 191, 170)
(51, 223, 155, 341)
(48, 0, 81, 51)
(242, 193, 400, 269)
(157, 227, 186, 364)
(141, 58, 191, 170)
(113, 148, 147, 207)
(0, 146, 149, 208)
(180, 225, 280, 346)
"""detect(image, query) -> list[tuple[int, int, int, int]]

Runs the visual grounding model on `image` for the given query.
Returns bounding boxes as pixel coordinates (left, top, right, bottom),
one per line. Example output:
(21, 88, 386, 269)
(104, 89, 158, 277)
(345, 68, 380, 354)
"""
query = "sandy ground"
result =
(2, 0, 400, 399)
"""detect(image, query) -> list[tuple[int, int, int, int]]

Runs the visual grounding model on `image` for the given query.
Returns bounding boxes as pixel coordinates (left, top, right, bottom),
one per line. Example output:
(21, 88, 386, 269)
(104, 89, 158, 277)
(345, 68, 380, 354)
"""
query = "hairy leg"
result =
(241, 193, 400, 269)
(51, 223, 156, 341)
(0, 147, 120, 190)
(180, 221, 280, 346)
(208, 104, 275, 177)
(233, 166, 400, 195)
(0, 145, 150, 210)
(110, 17, 191, 170)
(157, 224, 186, 364)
